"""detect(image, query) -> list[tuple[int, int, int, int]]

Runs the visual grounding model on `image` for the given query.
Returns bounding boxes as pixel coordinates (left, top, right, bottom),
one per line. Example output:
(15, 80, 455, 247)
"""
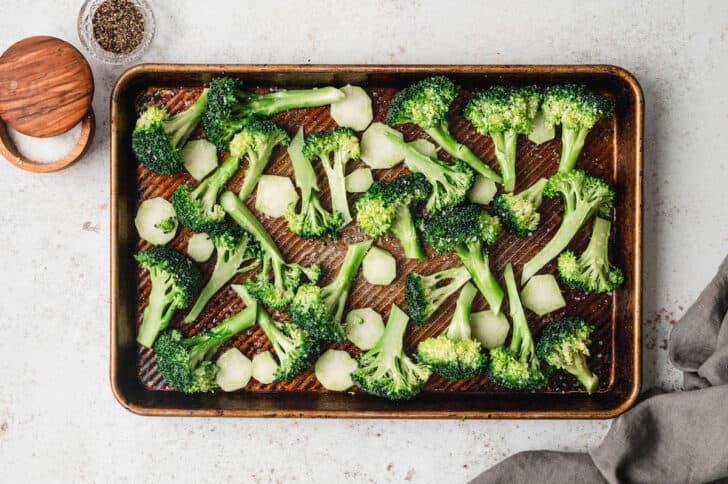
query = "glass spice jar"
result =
(77, 0, 155, 65)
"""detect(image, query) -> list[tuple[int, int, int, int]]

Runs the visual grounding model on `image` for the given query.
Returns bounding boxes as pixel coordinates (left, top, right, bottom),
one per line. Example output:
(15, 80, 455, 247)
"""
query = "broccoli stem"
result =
(205, 299, 258, 340)
(582, 217, 611, 264)
(194, 153, 241, 203)
(455, 244, 504, 315)
(137, 273, 176, 348)
(558, 126, 590, 173)
(166, 89, 209, 148)
(377, 304, 410, 361)
(564, 355, 599, 394)
(320, 151, 351, 224)
(520, 177, 548, 208)
(323, 240, 372, 321)
(243, 87, 344, 117)
(490, 130, 518, 192)
(504, 263, 534, 361)
(221, 191, 283, 261)
(238, 145, 278, 201)
(521, 207, 590, 284)
(445, 282, 477, 341)
(389, 204, 426, 259)
(425, 121, 503, 183)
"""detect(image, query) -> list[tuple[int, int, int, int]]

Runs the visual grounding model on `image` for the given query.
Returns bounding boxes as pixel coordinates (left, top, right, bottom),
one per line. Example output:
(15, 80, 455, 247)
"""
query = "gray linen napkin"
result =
(471, 254, 728, 484)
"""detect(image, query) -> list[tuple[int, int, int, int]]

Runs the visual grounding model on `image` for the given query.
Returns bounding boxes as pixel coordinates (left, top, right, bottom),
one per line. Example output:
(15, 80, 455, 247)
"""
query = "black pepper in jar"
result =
(92, 0, 145, 54)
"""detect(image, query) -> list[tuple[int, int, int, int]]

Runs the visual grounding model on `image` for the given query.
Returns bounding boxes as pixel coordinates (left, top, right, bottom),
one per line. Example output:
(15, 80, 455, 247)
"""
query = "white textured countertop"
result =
(1, 1, 727, 482)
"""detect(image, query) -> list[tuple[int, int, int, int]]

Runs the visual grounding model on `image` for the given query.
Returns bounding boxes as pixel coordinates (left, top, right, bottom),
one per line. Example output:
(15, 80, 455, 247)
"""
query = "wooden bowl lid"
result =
(0, 36, 94, 137)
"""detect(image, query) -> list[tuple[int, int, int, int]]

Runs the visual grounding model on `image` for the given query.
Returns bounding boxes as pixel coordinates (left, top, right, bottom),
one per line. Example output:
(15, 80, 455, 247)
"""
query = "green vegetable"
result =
(184, 223, 259, 324)
(233, 119, 291, 201)
(386, 76, 501, 183)
(255, 175, 299, 218)
(134, 197, 178, 245)
(345, 167, 374, 192)
(494, 177, 548, 237)
(463, 86, 541, 191)
(386, 132, 474, 213)
(285, 128, 343, 239)
(407, 139, 437, 160)
(470, 310, 510, 349)
(405, 265, 471, 326)
(416, 283, 487, 380)
(520, 274, 566, 316)
(359, 122, 405, 169)
(289, 240, 372, 342)
(362, 246, 397, 286)
(521, 170, 615, 283)
(351, 304, 431, 400)
(201, 76, 343, 149)
(330, 85, 373, 131)
(557, 217, 624, 293)
(315, 349, 358, 391)
(467, 175, 498, 205)
(354, 173, 431, 259)
(541, 84, 614, 173)
(251, 351, 278, 384)
(221, 191, 321, 308)
(422, 203, 504, 313)
(303, 127, 360, 225)
(527, 110, 555, 144)
(134, 246, 202, 348)
(153, 297, 257, 393)
(536, 318, 599, 393)
(215, 348, 252, 391)
(181, 139, 218, 181)
(345, 308, 385, 350)
(186, 233, 214, 263)
(132, 89, 208, 175)
(487, 263, 547, 390)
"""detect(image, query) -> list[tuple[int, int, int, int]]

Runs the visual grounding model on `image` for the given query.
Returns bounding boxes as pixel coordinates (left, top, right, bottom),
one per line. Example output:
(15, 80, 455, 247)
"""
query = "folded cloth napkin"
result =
(471, 254, 728, 484)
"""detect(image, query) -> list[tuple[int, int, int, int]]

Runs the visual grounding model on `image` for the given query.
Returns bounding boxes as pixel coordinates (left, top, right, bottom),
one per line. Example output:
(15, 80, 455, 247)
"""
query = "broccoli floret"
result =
(235, 119, 290, 201)
(386, 76, 502, 183)
(154, 298, 258, 393)
(183, 223, 260, 324)
(521, 169, 615, 283)
(288, 240, 372, 342)
(201, 76, 344, 149)
(302, 128, 360, 225)
(134, 246, 203, 348)
(557, 217, 624, 293)
(385, 132, 474, 213)
(405, 265, 472, 326)
(354, 173, 432, 258)
(154, 216, 177, 234)
(285, 130, 343, 239)
(351, 304, 432, 400)
(220, 191, 320, 308)
(494, 177, 548, 237)
(171, 129, 251, 231)
(422, 203, 504, 314)
(536, 318, 598, 393)
(132, 89, 209, 175)
(463, 86, 541, 191)
(542, 85, 614, 173)
(487, 263, 547, 390)
(234, 285, 319, 380)
(416, 283, 487, 380)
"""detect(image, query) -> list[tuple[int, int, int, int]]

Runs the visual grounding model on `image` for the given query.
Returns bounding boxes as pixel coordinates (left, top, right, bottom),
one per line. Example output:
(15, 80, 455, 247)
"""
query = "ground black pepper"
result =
(92, 0, 144, 54)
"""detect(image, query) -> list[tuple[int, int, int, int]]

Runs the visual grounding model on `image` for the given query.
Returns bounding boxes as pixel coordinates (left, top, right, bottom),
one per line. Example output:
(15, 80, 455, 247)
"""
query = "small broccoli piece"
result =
(385, 132, 474, 213)
(132, 89, 209, 175)
(201, 76, 344, 149)
(184, 224, 260, 323)
(422, 203, 504, 314)
(405, 265, 472, 326)
(416, 283, 487, 380)
(542, 84, 614, 173)
(134, 246, 202, 348)
(521, 170, 615, 283)
(351, 304, 432, 400)
(171, 129, 252, 231)
(220, 191, 320, 308)
(536, 318, 598, 393)
(386, 76, 501, 183)
(463, 86, 541, 192)
(354, 173, 432, 258)
(234, 285, 319, 380)
(288, 240, 372, 342)
(303, 127, 360, 225)
(487, 263, 547, 390)
(234, 119, 290, 201)
(154, 298, 258, 393)
(557, 217, 624, 293)
(154, 216, 177, 234)
(285, 129, 343, 239)
(494, 177, 548, 237)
